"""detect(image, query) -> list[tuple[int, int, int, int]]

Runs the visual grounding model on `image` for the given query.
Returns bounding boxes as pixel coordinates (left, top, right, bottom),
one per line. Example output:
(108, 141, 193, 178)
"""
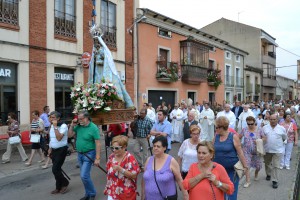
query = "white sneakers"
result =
(279, 166, 283, 170)
(243, 182, 251, 188)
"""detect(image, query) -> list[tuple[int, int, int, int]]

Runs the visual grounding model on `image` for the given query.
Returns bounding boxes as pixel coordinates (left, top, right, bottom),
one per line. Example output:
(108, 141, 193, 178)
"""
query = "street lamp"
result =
(127, 15, 147, 33)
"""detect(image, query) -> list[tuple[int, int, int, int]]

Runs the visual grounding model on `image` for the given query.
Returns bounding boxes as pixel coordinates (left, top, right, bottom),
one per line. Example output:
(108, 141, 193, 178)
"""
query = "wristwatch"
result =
(216, 181, 223, 188)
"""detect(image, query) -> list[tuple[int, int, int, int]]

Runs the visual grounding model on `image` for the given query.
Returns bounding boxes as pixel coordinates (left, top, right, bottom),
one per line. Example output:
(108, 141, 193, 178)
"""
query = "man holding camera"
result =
(48, 111, 69, 194)
(133, 108, 153, 168)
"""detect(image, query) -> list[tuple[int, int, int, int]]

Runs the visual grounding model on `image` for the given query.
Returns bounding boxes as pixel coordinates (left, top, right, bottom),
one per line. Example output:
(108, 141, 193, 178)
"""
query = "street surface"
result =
(0, 138, 298, 200)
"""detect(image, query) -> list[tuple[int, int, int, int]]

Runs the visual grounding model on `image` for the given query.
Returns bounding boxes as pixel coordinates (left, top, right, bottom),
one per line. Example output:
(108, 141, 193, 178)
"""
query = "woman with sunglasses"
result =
(213, 116, 248, 200)
(239, 116, 264, 188)
(104, 135, 140, 200)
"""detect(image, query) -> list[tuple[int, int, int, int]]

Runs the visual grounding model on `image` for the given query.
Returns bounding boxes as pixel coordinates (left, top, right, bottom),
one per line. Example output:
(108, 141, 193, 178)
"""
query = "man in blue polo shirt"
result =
(150, 109, 172, 153)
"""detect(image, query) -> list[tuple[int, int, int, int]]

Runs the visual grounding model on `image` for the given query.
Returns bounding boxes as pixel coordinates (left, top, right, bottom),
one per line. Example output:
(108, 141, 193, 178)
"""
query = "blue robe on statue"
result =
(88, 36, 134, 108)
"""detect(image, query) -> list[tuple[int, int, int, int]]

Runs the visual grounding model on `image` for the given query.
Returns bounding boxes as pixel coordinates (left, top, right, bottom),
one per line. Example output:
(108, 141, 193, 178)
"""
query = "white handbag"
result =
(30, 134, 41, 143)
(8, 136, 21, 145)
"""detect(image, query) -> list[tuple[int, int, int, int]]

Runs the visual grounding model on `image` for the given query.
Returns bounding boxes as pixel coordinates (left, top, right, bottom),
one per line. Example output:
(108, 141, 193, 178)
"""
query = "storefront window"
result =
(55, 68, 74, 123)
(0, 62, 18, 126)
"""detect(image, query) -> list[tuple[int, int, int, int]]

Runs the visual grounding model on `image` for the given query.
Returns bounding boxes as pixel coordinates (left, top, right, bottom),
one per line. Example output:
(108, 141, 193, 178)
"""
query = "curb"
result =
(288, 146, 300, 200)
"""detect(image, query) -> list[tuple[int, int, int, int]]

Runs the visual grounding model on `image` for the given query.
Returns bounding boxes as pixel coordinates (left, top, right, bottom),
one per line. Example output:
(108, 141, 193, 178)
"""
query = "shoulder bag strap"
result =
(153, 157, 165, 199)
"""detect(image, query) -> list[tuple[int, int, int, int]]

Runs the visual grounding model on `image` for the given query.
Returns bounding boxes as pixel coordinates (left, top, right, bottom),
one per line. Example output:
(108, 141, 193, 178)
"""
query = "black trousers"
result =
(52, 146, 69, 190)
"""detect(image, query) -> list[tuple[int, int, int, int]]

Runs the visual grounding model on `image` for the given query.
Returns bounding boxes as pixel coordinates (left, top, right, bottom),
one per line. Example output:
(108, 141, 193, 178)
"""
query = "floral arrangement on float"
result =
(70, 79, 119, 114)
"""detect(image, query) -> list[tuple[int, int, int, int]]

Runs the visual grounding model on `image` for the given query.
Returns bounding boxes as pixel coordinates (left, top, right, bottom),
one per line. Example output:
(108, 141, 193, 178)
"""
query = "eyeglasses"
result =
(110, 146, 122, 151)
(247, 123, 254, 126)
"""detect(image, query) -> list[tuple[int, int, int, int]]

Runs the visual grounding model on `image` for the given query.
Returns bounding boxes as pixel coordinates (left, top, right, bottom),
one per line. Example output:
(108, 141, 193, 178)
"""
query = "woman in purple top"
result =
(141, 136, 188, 200)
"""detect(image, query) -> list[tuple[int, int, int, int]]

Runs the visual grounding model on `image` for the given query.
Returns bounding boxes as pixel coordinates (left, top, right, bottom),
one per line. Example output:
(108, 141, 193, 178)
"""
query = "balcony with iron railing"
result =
(246, 82, 253, 93)
(100, 25, 117, 48)
(0, 0, 19, 27)
(156, 61, 180, 82)
(225, 75, 234, 87)
(225, 75, 243, 87)
(54, 10, 76, 39)
(255, 84, 261, 94)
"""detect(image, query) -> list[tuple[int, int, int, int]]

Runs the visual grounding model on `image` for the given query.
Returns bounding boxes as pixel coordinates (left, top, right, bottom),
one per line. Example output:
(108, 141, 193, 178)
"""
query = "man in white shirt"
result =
(170, 103, 184, 143)
(48, 111, 69, 194)
(237, 104, 255, 133)
(143, 103, 155, 122)
(216, 104, 236, 129)
(262, 113, 287, 189)
(199, 103, 215, 141)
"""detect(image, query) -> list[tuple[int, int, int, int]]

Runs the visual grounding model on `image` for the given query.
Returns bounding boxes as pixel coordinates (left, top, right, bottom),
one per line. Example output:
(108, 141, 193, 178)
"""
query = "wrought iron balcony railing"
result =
(54, 10, 76, 38)
(0, 0, 19, 26)
(100, 25, 117, 48)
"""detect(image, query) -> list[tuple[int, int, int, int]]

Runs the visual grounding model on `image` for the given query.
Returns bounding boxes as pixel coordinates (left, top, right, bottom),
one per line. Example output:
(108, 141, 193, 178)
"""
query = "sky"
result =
(139, 0, 300, 80)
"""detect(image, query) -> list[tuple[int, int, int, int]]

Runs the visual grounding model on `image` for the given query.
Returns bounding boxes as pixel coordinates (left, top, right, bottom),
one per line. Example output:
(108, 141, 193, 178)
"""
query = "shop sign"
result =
(55, 73, 74, 81)
(0, 68, 11, 77)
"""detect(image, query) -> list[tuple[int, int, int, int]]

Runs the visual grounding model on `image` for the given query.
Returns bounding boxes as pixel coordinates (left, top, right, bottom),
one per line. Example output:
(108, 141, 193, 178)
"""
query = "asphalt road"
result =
(0, 138, 298, 200)
(0, 139, 184, 200)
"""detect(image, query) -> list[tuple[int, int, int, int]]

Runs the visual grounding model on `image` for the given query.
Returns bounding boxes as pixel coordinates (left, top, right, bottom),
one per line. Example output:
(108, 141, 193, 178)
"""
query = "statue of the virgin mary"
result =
(88, 25, 134, 108)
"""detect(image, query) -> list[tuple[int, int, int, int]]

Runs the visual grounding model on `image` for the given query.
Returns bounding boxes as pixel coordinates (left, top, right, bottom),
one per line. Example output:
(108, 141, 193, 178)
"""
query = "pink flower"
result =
(75, 93, 78, 97)
(108, 92, 111, 96)
(114, 92, 117, 95)
(105, 86, 109, 89)
(85, 93, 89, 97)
(94, 107, 97, 111)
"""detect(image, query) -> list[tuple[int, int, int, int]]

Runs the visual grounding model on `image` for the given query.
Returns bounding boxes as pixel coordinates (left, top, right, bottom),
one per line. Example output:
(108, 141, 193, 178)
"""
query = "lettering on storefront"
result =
(55, 73, 74, 81)
(0, 68, 11, 77)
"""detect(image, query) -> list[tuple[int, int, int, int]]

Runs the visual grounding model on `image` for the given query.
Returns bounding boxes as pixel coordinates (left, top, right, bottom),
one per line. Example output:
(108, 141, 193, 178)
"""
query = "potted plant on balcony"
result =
(156, 62, 180, 82)
(207, 68, 222, 89)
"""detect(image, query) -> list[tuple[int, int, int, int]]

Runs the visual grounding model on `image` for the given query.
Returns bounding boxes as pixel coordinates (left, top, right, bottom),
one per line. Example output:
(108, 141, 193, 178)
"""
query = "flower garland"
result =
(70, 79, 119, 113)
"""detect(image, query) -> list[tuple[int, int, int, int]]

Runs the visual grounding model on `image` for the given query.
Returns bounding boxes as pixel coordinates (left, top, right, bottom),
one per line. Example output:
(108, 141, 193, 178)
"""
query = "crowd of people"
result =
(1, 99, 299, 200)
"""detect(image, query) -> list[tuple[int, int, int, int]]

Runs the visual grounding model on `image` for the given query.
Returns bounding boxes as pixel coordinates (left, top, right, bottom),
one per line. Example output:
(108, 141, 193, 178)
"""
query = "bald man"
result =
(216, 104, 236, 129)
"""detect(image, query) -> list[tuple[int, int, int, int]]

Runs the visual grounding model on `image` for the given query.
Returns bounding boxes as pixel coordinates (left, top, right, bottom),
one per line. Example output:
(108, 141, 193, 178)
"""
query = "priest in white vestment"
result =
(216, 104, 236, 129)
(199, 103, 215, 141)
(170, 104, 184, 142)
(237, 104, 255, 133)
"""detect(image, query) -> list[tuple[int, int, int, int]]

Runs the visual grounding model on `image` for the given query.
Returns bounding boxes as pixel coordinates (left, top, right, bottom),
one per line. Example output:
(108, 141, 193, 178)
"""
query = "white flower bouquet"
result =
(70, 79, 119, 113)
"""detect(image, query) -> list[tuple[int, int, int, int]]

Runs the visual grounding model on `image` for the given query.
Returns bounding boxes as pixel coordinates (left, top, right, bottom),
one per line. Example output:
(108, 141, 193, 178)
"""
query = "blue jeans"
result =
(78, 150, 96, 197)
(225, 168, 239, 200)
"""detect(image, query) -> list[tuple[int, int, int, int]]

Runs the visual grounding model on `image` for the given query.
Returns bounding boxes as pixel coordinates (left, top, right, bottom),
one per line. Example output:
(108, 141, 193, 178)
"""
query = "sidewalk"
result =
(238, 145, 299, 200)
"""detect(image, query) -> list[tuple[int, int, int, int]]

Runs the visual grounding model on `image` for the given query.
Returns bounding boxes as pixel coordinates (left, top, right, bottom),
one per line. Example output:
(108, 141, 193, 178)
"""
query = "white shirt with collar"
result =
(216, 110, 236, 129)
(49, 124, 68, 149)
(262, 124, 287, 153)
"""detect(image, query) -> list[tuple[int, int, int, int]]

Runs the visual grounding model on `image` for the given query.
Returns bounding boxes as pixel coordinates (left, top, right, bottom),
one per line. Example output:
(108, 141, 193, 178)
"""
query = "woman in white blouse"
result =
(178, 125, 201, 179)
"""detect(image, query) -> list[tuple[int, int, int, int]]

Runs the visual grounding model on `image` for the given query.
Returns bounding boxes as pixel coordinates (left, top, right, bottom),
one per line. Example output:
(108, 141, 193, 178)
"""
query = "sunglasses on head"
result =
(110, 146, 122, 151)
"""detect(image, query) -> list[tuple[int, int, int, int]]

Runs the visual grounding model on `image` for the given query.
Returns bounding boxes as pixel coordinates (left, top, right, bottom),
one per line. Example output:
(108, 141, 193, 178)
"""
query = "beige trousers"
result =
(133, 137, 150, 166)
(2, 141, 28, 162)
(264, 153, 281, 182)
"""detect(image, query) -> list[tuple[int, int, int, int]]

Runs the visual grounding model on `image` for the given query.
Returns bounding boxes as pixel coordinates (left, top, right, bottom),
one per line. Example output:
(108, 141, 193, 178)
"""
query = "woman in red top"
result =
(183, 141, 234, 200)
(104, 135, 140, 200)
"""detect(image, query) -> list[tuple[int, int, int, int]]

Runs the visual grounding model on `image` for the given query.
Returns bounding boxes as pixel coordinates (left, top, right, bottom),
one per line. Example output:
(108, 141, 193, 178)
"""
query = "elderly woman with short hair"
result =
(178, 124, 201, 179)
(213, 116, 248, 200)
(104, 135, 140, 200)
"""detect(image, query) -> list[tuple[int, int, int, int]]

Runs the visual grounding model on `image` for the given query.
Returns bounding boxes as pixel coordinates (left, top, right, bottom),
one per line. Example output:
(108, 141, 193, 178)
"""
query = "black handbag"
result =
(153, 157, 177, 200)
